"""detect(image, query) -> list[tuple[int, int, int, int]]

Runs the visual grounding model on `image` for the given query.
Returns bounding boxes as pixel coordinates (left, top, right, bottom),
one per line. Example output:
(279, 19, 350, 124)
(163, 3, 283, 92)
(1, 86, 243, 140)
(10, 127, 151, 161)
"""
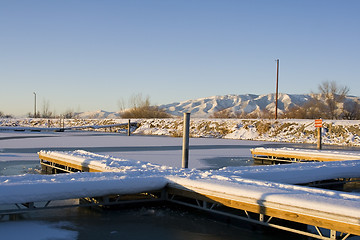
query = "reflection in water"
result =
(199, 157, 253, 169)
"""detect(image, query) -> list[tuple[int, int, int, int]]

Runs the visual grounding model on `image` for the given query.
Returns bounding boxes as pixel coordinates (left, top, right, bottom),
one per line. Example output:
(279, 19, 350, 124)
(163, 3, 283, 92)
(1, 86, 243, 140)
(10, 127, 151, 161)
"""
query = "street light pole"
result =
(33, 92, 37, 118)
(275, 59, 279, 120)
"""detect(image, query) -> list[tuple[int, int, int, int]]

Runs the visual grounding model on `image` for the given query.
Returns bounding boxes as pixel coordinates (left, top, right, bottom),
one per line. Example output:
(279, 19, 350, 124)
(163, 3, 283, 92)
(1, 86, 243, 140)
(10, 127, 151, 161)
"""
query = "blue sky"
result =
(1, 0, 359, 116)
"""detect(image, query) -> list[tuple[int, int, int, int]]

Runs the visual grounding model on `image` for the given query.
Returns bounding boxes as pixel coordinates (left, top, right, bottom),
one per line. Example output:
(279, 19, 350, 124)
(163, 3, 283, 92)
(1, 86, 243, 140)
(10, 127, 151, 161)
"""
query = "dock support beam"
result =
(182, 113, 190, 168)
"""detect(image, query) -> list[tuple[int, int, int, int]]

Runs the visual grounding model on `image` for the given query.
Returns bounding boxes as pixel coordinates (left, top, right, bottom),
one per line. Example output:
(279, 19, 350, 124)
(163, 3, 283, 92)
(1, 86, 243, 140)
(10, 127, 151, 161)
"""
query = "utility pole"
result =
(275, 59, 279, 120)
(33, 92, 37, 118)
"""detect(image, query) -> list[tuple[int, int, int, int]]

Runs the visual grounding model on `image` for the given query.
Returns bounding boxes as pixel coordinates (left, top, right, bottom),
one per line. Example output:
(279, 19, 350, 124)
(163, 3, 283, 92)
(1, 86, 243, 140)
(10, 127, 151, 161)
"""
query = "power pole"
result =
(275, 59, 279, 120)
(33, 92, 37, 118)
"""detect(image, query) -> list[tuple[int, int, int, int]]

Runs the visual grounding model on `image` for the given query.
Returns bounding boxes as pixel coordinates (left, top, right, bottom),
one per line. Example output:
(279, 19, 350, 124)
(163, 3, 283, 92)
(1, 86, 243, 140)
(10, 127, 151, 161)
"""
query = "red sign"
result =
(315, 119, 322, 128)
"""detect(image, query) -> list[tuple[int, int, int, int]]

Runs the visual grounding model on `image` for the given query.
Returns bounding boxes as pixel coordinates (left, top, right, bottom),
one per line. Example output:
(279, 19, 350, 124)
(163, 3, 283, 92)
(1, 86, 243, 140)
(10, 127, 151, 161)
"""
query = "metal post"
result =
(128, 119, 131, 136)
(182, 113, 190, 168)
(33, 92, 37, 118)
(275, 59, 279, 120)
(317, 127, 322, 150)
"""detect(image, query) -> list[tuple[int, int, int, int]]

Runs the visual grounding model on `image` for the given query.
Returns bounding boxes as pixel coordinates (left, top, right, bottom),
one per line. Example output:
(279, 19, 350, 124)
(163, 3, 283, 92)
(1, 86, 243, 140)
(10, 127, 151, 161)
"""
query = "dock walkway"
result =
(1, 150, 359, 240)
(251, 147, 360, 163)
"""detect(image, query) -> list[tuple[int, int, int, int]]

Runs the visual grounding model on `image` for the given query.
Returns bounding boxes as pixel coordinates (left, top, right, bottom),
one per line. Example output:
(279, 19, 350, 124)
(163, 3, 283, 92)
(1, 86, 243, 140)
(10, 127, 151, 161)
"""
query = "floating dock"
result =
(1, 150, 359, 240)
(39, 151, 104, 173)
(251, 147, 360, 164)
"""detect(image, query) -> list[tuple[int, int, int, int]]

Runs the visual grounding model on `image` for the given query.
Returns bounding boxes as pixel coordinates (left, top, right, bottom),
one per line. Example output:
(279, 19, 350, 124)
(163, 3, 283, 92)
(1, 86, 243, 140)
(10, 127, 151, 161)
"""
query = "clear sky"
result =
(1, 0, 359, 116)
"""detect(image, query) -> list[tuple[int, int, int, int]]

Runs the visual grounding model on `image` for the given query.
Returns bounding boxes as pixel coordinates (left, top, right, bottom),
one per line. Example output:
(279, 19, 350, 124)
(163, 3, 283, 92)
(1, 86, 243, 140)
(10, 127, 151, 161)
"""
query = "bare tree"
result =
(343, 101, 360, 120)
(120, 94, 171, 118)
(315, 81, 349, 119)
(283, 98, 322, 119)
(63, 109, 75, 119)
(41, 99, 54, 118)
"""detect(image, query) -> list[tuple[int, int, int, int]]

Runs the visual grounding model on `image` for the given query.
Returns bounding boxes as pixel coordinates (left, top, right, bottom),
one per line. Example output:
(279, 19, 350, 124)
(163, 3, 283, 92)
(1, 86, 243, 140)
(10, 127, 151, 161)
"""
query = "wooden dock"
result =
(39, 151, 104, 173)
(1, 151, 359, 240)
(251, 147, 360, 164)
(166, 177, 360, 240)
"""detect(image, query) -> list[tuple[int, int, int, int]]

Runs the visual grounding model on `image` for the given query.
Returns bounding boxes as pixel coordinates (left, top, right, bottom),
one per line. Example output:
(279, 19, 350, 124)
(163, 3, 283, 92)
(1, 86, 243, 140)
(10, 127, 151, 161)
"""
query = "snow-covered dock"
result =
(1, 150, 360, 239)
(0, 122, 132, 133)
(251, 147, 360, 163)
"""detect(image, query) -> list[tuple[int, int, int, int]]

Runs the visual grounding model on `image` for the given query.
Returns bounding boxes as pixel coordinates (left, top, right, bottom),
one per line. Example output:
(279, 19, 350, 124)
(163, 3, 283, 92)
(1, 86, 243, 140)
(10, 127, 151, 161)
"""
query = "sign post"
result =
(315, 119, 322, 150)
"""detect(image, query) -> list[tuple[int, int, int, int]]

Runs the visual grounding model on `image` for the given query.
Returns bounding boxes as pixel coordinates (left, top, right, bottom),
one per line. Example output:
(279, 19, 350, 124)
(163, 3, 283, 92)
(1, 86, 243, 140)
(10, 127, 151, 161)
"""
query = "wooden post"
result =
(128, 119, 131, 136)
(182, 113, 190, 168)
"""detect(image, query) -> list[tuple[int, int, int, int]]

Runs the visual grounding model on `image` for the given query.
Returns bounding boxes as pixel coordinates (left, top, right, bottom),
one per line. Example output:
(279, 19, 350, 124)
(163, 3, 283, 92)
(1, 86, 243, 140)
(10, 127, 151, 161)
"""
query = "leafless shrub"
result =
(120, 94, 171, 119)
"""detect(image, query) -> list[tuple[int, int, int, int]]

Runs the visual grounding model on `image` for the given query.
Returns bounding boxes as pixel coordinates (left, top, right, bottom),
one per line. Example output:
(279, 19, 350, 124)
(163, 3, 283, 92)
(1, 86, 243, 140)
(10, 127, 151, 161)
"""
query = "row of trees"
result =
(28, 110, 76, 119)
(282, 81, 359, 120)
(0, 112, 13, 118)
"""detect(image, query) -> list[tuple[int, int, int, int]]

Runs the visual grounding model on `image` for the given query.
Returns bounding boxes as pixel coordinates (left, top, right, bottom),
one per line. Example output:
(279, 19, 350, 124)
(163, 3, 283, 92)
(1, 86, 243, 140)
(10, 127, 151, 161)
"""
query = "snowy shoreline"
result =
(2, 118, 360, 146)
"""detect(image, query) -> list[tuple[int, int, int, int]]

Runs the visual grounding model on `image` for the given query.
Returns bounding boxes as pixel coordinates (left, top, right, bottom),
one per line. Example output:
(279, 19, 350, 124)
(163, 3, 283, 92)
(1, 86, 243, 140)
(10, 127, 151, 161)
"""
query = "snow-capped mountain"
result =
(159, 93, 313, 118)
(75, 110, 120, 119)
(76, 93, 359, 119)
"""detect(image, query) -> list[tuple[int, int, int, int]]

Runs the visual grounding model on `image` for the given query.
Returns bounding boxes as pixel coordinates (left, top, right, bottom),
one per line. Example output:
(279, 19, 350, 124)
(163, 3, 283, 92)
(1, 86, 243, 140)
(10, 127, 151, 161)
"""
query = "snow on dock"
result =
(1, 150, 360, 239)
(251, 147, 360, 163)
(167, 176, 360, 229)
(0, 172, 168, 205)
(39, 150, 360, 185)
(0, 123, 130, 132)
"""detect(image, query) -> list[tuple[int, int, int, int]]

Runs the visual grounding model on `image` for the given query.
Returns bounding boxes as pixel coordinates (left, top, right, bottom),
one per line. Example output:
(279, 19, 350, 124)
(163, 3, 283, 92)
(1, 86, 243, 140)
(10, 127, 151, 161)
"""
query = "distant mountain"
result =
(159, 93, 313, 117)
(76, 93, 360, 119)
(75, 110, 120, 119)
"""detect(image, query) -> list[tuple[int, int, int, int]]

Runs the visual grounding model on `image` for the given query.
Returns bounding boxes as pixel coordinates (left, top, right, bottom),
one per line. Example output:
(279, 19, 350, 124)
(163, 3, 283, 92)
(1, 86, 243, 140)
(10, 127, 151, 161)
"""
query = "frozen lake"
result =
(0, 130, 344, 169)
(1, 131, 358, 240)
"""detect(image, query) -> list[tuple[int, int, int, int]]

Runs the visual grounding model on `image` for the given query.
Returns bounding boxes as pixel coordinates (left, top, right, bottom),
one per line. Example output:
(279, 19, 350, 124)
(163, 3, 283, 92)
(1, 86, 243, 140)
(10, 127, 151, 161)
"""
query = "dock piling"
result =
(128, 119, 131, 136)
(182, 113, 190, 168)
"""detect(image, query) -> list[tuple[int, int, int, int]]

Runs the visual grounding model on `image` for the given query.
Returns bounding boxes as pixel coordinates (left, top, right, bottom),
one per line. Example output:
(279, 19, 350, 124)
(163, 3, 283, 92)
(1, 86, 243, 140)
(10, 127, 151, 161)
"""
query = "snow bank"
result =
(2, 118, 360, 146)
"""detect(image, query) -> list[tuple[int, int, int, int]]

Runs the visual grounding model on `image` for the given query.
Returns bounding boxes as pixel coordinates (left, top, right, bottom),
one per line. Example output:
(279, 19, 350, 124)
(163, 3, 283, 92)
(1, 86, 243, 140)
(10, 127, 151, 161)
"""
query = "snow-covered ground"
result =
(2, 117, 360, 146)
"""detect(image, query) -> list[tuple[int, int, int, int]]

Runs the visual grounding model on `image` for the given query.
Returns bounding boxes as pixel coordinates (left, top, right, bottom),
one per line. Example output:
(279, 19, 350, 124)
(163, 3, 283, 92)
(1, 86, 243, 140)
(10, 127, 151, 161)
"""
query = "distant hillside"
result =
(75, 110, 119, 119)
(159, 93, 313, 118)
(75, 93, 360, 119)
